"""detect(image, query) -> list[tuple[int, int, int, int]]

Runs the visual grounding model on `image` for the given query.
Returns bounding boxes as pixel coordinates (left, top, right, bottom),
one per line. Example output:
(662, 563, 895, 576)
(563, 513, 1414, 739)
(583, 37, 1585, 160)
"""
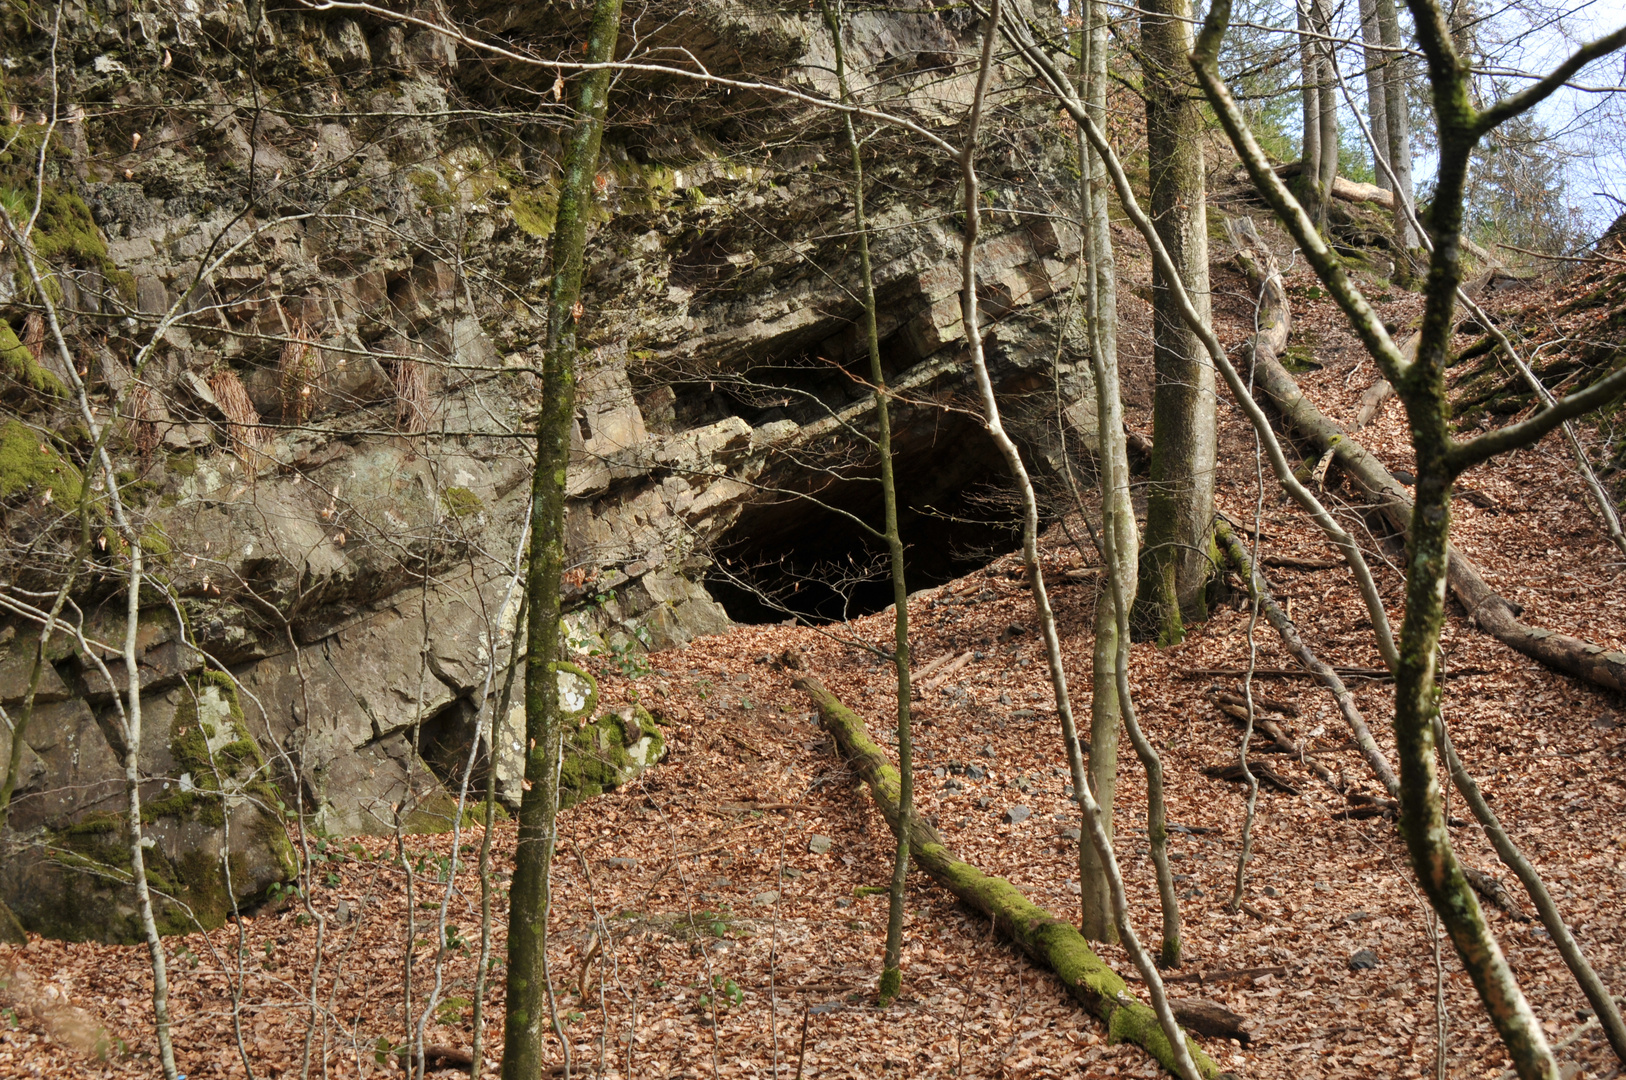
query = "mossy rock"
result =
(0, 321, 65, 400)
(0, 419, 81, 502)
(15, 672, 297, 942)
(0, 184, 135, 302)
(558, 704, 667, 810)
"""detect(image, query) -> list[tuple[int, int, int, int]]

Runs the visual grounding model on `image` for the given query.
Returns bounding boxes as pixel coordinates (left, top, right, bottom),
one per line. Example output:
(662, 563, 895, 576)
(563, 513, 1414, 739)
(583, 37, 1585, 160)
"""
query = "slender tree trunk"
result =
(1300, 0, 1321, 179)
(1077, 0, 1132, 944)
(1360, 0, 1392, 192)
(503, 0, 621, 1075)
(1135, 0, 1215, 644)
(1315, 0, 1340, 224)
(820, 0, 915, 1006)
(959, 11, 1199, 1072)
(1378, 0, 1417, 252)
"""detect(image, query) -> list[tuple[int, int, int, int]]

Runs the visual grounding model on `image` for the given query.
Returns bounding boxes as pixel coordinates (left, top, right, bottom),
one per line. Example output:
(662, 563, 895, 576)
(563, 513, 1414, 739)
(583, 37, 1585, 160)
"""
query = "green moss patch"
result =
(0, 419, 81, 502)
(0, 185, 135, 302)
(0, 320, 65, 399)
(559, 704, 666, 810)
(440, 485, 484, 518)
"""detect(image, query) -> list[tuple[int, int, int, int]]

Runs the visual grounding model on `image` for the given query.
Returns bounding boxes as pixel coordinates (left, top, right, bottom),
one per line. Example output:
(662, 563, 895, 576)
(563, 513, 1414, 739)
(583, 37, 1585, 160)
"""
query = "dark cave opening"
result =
(707, 416, 1025, 624)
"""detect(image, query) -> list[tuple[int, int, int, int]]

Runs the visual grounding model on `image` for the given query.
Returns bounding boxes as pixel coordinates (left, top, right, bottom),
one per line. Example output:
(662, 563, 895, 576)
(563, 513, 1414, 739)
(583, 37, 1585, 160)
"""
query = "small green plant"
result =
(593, 625, 652, 679)
(699, 975, 744, 1010)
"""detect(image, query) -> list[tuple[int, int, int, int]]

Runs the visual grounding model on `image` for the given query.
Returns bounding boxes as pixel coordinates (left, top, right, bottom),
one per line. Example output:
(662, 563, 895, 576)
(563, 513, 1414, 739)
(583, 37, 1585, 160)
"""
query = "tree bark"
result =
(1359, 0, 1392, 193)
(791, 675, 1224, 1080)
(1299, 0, 1321, 182)
(1376, 0, 1417, 252)
(1078, 0, 1132, 946)
(1313, 0, 1340, 227)
(1136, 0, 1216, 644)
(821, 0, 915, 1006)
(503, 0, 621, 1076)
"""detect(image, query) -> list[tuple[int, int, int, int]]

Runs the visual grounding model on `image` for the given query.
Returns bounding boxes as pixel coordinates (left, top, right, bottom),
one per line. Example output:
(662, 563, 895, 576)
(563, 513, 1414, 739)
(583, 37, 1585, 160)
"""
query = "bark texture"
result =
(1136, 0, 1215, 643)
(1359, 0, 1391, 193)
(1078, 0, 1132, 945)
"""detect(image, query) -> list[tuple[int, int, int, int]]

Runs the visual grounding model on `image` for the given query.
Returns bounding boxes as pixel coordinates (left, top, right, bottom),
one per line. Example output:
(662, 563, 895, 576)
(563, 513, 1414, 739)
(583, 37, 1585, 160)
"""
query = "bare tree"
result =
(504, 0, 622, 1076)
(1192, 2, 1626, 1075)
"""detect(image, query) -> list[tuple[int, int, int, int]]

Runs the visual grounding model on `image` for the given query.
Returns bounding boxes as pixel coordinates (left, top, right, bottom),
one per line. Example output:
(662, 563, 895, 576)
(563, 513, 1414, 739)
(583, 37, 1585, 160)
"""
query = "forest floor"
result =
(4, 237, 1626, 1080)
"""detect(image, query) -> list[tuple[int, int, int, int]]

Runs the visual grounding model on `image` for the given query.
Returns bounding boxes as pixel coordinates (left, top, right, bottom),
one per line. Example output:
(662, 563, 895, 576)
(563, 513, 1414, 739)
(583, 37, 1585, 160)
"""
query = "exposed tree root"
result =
(790, 674, 1230, 1080)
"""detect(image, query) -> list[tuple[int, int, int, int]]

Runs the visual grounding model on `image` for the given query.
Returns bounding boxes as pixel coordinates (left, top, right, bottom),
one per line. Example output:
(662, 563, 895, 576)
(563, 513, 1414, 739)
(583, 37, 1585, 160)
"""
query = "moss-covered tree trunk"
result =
(818, 0, 916, 1006)
(503, 2, 622, 1076)
(792, 675, 1221, 1079)
(1135, 0, 1215, 644)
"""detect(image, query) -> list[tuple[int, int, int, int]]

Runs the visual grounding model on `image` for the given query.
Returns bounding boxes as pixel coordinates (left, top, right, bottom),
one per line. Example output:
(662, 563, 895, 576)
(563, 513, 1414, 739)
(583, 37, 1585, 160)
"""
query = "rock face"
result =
(0, 0, 1092, 937)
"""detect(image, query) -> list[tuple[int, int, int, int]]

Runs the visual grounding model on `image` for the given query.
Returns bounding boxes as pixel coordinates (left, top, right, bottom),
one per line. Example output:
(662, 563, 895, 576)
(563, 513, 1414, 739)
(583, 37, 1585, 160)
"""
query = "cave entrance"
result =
(707, 418, 1023, 624)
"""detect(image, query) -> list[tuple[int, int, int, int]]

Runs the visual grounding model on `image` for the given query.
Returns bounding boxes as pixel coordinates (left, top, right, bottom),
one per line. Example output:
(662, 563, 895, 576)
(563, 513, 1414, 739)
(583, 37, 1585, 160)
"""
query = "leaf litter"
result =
(4, 251, 1624, 1080)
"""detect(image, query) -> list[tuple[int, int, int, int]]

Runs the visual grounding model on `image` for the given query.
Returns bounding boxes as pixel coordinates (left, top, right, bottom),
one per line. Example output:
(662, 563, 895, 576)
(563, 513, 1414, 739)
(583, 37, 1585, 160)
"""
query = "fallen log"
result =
(791, 674, 1228, 1080)
(1212, 690, 1299, 718)
(1234, 257, 1626, 694)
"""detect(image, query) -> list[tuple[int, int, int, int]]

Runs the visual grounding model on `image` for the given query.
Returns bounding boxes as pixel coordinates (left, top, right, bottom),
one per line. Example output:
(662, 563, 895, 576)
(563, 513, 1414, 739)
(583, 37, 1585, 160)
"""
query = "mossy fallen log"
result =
(792, 674, 1229, 1080)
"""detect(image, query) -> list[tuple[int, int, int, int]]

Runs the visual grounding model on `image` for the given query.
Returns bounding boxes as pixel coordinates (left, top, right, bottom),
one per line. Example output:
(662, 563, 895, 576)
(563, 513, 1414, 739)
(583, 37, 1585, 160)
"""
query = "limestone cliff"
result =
(0, 0, 1091, 938)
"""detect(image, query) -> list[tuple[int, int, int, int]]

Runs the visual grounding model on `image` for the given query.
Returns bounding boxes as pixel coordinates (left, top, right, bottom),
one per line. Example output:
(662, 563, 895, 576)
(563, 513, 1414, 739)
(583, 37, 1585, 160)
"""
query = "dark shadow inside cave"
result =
(707, 412, 1025, 624)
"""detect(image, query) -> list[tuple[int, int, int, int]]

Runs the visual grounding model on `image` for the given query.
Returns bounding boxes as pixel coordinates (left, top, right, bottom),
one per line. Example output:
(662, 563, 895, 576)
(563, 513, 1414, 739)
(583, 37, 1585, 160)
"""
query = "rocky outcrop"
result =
(0, 0, 1092, 937)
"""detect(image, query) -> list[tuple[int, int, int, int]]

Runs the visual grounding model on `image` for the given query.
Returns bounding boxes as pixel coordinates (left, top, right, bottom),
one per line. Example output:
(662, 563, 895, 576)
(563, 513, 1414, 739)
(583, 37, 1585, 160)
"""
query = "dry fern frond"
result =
(21, 312, 45, 357)
(126, 382, 162, 457)
(208, 367, 264, 449)
(394, 357, 431, 433)
(278, 316, 317, 424)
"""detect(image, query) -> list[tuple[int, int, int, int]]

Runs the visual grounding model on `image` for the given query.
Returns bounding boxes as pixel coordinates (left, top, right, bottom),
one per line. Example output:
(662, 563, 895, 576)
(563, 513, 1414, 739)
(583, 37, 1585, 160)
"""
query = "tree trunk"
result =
(1299, 0, 1320, 182)
(791, 675, 1224, 1080)
(1136, 0, 1215, 644)
(1375, 0, 1417, 252)
(1359, 0, 1391, 192)
(1315, 0, 1339, 227)
(1078, 0, 1132, 946)
(503, 0, 621, 1075)
(821, 0, 915, 1006)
